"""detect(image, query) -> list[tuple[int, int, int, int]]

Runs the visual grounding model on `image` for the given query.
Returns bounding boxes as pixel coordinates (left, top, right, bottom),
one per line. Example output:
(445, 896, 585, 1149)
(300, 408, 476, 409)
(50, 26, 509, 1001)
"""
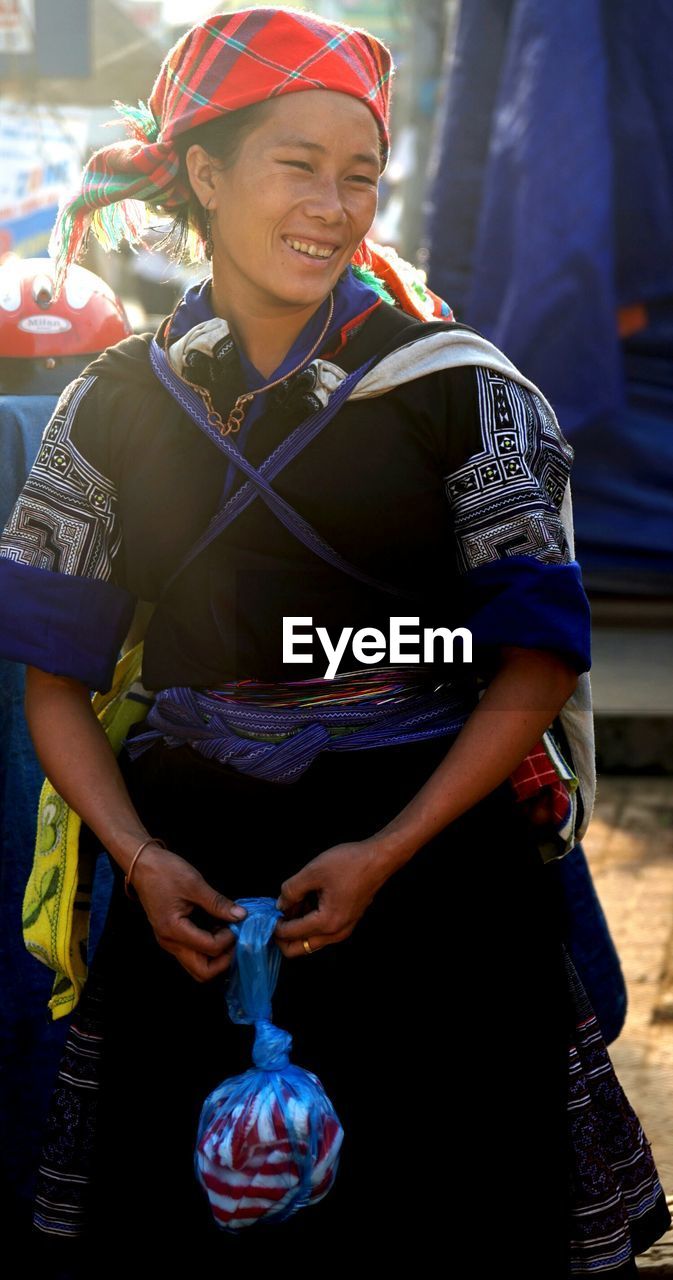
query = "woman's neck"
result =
(209, 274, 328, 380)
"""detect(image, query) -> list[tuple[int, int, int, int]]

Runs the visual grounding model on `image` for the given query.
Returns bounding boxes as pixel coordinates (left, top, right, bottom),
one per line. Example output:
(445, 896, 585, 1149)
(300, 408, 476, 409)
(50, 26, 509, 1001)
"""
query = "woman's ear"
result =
(184, 143, 219, 209)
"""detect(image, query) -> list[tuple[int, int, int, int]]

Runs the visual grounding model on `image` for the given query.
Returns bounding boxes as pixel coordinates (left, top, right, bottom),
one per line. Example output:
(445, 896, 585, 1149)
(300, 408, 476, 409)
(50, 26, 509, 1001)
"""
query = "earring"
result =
(204, 207, 214, 261)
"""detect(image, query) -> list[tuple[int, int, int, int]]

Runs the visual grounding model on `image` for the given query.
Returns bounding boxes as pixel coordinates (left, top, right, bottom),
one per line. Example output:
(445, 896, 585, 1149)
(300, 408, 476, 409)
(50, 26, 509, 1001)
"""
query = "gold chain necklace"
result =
(164, 291, 335, 438)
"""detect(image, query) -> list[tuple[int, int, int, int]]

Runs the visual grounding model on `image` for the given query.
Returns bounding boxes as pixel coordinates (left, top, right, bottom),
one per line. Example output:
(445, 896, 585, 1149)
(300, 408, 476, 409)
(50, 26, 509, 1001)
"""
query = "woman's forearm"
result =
(371, 647, 579, 872)
(24, 665, 151, 875)
(25, 666, 248, 979)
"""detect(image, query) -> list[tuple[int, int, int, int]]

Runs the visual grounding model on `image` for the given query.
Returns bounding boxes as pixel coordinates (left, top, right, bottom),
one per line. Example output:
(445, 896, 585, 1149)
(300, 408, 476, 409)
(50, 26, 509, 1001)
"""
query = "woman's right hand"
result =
(132, 845, 247, 983)
(22, 669, 247, 984)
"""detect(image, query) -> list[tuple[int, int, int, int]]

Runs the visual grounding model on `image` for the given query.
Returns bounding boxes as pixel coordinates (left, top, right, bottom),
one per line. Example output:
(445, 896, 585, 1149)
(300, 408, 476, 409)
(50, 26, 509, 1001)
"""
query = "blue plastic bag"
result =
(194, 897, 344, 1230)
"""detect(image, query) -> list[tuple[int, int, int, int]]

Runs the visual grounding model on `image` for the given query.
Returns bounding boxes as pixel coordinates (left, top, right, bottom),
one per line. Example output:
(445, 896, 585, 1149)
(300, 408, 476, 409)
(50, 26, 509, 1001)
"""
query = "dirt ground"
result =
(583, 777, 673, 1276)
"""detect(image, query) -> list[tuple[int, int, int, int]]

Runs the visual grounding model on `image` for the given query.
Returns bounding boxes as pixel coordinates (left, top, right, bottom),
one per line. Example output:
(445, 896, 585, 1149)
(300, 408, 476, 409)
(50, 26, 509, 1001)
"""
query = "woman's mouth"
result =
(282, 236, 337, 263)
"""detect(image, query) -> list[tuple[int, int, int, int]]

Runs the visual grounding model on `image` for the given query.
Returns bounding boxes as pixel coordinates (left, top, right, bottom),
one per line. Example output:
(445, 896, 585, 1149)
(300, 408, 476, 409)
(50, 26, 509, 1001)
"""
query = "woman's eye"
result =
(278, 161, 375, 186)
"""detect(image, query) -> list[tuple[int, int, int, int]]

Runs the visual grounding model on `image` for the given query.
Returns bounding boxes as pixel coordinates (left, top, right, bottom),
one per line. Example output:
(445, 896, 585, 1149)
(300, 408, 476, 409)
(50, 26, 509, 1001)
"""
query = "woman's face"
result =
(191, 90, 381, 313)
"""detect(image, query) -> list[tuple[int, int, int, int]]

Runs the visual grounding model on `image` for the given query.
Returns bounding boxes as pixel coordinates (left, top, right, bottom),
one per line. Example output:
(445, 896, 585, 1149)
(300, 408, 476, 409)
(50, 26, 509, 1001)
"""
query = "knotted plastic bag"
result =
(194, 897, 344, 1230)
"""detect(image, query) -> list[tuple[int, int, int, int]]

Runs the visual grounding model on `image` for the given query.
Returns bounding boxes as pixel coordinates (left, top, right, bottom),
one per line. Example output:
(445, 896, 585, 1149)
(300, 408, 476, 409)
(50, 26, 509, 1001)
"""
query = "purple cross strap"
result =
(149, 338, 421, 602)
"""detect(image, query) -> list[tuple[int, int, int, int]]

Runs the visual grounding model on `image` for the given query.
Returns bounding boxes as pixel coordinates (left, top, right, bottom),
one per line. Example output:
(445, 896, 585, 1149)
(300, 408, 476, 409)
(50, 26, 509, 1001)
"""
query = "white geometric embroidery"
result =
(444, 368, 573, 572)
(0, 375, 120, 579)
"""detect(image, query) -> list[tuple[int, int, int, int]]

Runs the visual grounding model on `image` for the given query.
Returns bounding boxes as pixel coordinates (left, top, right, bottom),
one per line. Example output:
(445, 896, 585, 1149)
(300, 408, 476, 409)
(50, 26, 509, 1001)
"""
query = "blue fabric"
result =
(425, 0, 673, 434)
(0, 650, 113, 1219)
(424, 1, 673, 592)
(0, 647, 69, 1223)
(0, 397, 64, 1225)
(604, 4, 673, 306)
(571, 403, 673, 593)
(0, 394, 113, 1228)
(0, 559, 135, 691)
(464, 557, 592, 672)
(570, 309, 673, 593)
(423, 1, 511, 318)
(169, 275, 217, 341)
(170, 268, 383, 501)
(552, 844, 627, 1046)
(0, 396, 55, 525)
(0, 652, 114, 1217)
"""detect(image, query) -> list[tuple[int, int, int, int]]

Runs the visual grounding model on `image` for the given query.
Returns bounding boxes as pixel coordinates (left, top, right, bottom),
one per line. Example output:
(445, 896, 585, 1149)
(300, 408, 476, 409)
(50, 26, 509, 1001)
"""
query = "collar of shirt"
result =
(165, 267, 384, 504)
(167, 266, 383, 391)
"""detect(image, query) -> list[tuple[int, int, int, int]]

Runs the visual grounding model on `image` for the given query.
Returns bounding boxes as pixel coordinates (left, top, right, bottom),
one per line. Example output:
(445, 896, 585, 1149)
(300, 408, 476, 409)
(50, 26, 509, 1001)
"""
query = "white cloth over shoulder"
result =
(351, 328, 596, 842)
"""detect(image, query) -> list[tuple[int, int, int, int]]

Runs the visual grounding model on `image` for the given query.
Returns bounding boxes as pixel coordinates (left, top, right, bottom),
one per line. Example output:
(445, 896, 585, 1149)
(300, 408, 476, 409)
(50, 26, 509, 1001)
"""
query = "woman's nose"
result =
(302, 178, 347, 223)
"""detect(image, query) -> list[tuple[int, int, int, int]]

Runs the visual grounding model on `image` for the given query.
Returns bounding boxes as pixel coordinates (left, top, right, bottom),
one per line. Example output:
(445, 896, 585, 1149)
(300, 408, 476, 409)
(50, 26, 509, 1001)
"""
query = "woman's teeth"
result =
(284, 238, 335, 259)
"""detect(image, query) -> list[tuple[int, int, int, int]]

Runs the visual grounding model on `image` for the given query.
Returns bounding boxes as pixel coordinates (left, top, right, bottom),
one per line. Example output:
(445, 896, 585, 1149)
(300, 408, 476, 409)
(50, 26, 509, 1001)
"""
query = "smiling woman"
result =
(1, 5, 670, 1275)
(182, 89, 382, 374)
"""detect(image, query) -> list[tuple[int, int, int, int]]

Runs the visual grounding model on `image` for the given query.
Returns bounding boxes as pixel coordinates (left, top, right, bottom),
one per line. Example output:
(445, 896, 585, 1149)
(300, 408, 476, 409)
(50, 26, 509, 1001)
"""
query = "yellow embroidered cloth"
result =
(22, 645, 148, 1019)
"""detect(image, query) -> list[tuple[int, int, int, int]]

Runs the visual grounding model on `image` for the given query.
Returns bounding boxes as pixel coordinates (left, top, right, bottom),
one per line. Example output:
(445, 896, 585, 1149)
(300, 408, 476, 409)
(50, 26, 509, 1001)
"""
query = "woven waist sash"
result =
(125, 680, 473, 784)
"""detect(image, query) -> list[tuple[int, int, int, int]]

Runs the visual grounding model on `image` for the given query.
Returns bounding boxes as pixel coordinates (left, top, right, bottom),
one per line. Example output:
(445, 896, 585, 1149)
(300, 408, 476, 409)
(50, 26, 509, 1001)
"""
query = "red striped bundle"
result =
(194, 898, 344, 1230)
(195, 1065, 343, 1229)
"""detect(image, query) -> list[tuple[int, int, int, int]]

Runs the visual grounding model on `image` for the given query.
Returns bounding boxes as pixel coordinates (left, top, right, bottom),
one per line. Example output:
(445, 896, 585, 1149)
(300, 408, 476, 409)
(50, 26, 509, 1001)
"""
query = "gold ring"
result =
(302, 938, 313, 955)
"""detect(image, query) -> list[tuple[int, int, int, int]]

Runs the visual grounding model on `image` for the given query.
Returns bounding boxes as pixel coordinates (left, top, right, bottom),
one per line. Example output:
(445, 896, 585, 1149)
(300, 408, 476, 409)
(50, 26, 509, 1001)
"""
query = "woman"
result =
(0, 8, 668, 1275)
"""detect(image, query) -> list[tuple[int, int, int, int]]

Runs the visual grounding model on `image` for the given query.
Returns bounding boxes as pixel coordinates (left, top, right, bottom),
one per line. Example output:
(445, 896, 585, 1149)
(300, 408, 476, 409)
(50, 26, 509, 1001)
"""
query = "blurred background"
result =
(1, 1, 673, 1264)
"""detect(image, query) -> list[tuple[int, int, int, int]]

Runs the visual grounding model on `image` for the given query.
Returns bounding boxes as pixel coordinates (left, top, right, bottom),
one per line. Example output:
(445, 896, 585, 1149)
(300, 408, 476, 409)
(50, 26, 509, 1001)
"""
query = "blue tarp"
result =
(571, 338, 673, 594)
(425, 0, 673, 592)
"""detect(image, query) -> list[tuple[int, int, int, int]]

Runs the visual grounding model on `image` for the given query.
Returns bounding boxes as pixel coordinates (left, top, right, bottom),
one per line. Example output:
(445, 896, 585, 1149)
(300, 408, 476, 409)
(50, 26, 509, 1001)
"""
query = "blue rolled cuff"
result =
(0, 558, 136, 690)
(462, 557, 591, 672)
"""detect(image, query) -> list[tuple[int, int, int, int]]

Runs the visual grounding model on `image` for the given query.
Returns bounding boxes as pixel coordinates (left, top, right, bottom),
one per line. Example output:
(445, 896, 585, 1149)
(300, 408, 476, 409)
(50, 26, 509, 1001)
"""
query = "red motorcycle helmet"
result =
(0, 256, 132, 394)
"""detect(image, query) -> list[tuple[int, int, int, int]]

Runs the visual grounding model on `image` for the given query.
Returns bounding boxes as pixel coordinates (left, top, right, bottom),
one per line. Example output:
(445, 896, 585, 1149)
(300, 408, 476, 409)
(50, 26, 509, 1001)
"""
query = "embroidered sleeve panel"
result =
(443, 368, 574, 573)
(0, 375, 122, 581)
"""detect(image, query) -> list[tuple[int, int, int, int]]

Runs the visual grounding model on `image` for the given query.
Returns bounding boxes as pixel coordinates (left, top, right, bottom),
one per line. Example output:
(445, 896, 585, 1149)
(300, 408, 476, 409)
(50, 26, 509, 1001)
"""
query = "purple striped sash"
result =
(125, 683, 472, 783)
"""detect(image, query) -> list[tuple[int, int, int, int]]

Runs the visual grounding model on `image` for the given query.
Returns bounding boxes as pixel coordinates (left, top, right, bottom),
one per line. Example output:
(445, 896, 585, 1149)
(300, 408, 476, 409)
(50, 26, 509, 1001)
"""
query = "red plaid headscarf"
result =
(49, 7, 393, 286)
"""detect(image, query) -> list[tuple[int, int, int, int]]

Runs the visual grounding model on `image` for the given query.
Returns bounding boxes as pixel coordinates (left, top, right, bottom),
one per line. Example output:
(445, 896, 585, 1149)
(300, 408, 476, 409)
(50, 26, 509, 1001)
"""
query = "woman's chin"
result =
(268, 280, 339, 309)
(268, 259, 346, 305)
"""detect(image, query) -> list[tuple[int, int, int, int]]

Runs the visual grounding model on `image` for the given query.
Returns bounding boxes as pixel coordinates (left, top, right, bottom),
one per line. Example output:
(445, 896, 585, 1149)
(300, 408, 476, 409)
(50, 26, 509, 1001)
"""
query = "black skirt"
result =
(30, 738, 670, 1275)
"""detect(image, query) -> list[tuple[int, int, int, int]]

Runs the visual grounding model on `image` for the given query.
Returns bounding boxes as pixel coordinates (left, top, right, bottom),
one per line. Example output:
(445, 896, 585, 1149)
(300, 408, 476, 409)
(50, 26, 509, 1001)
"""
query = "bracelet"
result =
(124, 836, 167, 899)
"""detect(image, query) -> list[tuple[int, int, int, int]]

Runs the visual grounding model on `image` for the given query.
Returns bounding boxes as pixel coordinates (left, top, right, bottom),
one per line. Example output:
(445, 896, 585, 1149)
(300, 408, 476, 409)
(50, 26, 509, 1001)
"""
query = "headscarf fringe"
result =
(113, 99, 160, 144)
(90, 198, 150, 254)
(49, 194, 152, 296)
(49, 200, 93, 296)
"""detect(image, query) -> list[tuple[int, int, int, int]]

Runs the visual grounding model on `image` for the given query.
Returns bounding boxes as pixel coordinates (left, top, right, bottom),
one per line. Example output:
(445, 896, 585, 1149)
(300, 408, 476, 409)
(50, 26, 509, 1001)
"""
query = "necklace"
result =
(164, 290, 335, 438)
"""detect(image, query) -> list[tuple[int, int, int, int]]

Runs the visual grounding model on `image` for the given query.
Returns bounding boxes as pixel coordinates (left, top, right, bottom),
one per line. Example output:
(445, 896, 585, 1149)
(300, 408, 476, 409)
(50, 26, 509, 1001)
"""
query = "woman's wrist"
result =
(124, 836, 168, 899)
(105, 826, 158, 875)
(364, 824, 424, 876)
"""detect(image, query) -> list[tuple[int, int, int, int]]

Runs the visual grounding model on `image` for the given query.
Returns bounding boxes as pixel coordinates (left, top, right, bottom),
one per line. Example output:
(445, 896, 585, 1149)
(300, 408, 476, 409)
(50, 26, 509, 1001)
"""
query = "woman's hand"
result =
(273, 839, 393, 958)
(132, 845, 247, 983)
(23, 668, 246, 985)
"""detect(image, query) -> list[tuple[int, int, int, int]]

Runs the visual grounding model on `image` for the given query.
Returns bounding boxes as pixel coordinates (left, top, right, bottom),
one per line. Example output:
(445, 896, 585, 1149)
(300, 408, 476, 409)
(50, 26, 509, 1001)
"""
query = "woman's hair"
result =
(163, 100, 275, 260)
(161, 97, 385, 261)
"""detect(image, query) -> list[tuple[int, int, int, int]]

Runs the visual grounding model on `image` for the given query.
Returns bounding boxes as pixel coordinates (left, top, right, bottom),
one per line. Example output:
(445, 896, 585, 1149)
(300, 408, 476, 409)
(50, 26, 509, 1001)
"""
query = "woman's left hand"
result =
(273, 839, 394, 958)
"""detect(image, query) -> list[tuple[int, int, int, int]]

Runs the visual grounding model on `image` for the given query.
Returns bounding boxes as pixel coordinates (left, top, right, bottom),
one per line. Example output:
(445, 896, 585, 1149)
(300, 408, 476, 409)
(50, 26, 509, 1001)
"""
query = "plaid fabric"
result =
(49, 7, 392, 285)
(153, 8, 391, 154)
(510, 739, 574, 831)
